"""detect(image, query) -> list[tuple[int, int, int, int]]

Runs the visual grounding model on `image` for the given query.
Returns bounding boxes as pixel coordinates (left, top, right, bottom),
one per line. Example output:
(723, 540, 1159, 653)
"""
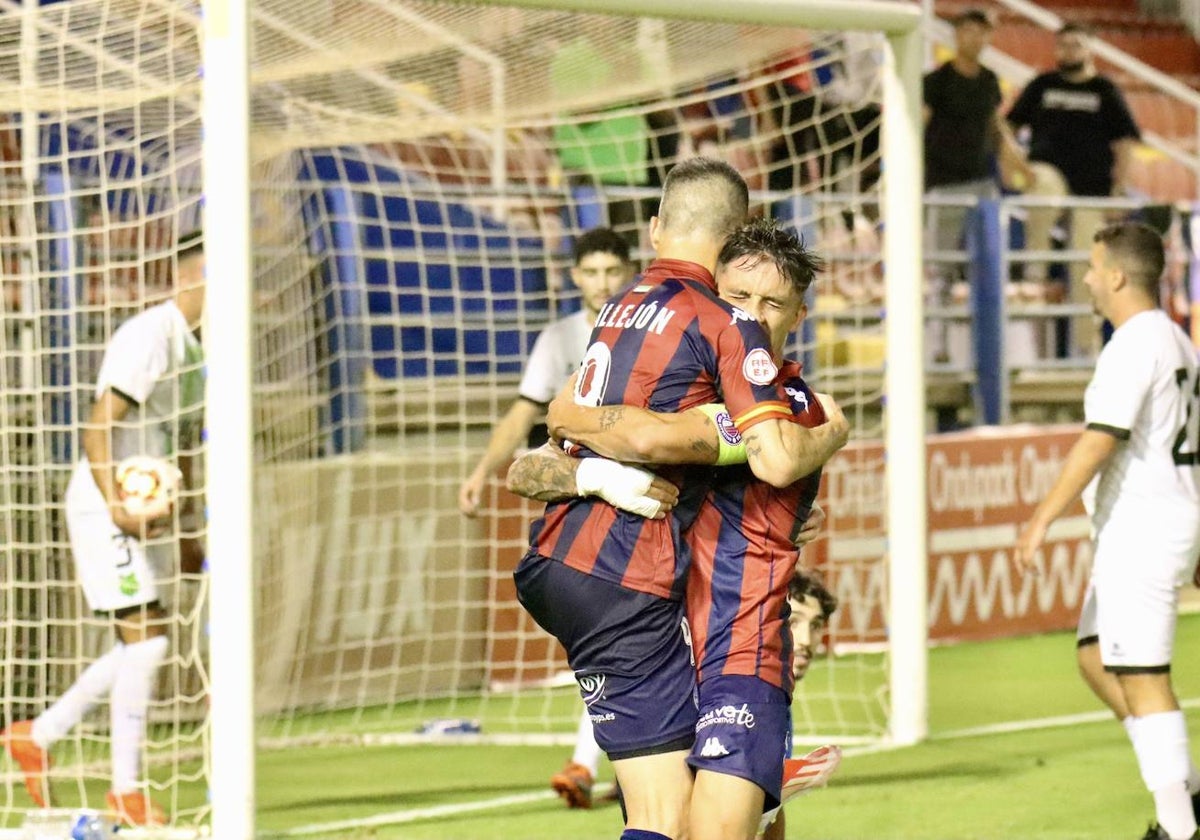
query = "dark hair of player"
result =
(716, 217, 825, 299)
(1093, 222, 1165, 301)
(177, 230, 204, 262)
(953, 8, 993, 30)
(572, 226, 630, 265)
(788, 570, 838, 621)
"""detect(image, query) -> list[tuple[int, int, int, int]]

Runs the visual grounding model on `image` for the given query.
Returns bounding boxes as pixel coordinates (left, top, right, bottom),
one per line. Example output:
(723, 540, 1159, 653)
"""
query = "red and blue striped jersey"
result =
(685, 360, 826, 696)
(528, 258, 796, 601)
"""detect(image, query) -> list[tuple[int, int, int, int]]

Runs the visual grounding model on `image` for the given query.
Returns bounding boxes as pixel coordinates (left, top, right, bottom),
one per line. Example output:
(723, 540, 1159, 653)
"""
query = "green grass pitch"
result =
(249, 612, 1200, 839)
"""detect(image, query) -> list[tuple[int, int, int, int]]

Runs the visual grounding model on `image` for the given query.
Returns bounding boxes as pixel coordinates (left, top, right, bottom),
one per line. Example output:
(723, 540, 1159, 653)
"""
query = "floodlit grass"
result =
(6, 616, 1198, 837)
(252, 614, 1200, 839)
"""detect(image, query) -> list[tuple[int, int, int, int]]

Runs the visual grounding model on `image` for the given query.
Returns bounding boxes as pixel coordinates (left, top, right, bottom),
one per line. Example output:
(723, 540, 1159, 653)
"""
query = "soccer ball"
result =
(115, 455, 181, 520)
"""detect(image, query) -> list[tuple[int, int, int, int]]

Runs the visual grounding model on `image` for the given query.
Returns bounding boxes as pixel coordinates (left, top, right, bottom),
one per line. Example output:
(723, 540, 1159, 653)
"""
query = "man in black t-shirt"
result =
(923, 8, 1031, 356)
(1008, 22, 1141, 352)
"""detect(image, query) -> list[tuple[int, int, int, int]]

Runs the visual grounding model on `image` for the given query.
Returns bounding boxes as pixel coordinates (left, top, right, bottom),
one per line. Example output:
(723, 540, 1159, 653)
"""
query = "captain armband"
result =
(695, 403, 748, 466)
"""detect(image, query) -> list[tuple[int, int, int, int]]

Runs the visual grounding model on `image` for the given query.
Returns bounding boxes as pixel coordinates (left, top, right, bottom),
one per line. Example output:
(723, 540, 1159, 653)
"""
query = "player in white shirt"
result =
(456, 227, 634, 808)
(3, 233, 205, 827)
(1017, 222, 1200, 840)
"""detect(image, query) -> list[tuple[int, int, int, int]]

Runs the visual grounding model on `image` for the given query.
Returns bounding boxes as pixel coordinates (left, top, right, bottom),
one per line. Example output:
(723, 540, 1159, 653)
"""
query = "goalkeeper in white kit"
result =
(3, 232, 206, 827)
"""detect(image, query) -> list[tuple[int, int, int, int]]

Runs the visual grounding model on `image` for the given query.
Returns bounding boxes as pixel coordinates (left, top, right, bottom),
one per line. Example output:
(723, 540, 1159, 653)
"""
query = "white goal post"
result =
(202, 3, 256, 840)
(198, 0, 927, 837)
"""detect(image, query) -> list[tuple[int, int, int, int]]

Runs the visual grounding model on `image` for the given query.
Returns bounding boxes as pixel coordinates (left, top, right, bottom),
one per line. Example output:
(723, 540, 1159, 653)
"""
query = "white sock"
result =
(1130, 711, 1198, 839)
(1154, 786, 1197, 840)
(1123, 715, 1136, 742)
(32, 644, 126, 749)
(109, 636, 168, 794)
(571, 707, 601, 776)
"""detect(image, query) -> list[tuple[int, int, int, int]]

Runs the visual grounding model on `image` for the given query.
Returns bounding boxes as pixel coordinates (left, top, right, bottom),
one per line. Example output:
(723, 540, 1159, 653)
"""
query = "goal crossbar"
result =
(458, 0, 921, 33)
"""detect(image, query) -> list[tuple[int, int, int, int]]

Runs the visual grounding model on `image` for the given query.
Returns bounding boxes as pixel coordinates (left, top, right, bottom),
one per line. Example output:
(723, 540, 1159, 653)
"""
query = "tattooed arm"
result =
(546, 395, 721, 465)
(506, 443, 680, 517)
(740, 393, 849, 488)
(506, 443, 583, 503)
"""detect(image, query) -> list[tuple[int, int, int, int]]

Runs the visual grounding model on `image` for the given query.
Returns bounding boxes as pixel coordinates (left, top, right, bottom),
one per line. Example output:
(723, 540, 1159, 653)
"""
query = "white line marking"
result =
(933, 696, 1200, 740)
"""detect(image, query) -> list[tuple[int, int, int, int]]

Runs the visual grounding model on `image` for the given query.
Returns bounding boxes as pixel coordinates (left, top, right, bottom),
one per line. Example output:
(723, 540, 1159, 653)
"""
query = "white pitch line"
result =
(933, 695, 1200, 741)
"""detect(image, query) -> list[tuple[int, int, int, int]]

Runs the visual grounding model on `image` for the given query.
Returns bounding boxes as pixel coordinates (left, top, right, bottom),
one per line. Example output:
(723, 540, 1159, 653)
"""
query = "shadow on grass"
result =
(831, 760, 1015, 789)
(258, 783, 542, 815)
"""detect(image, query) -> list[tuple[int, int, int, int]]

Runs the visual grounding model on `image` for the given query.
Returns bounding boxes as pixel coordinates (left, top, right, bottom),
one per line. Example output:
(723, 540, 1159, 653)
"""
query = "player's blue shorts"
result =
(513, 551, 697, 760)
(687, 674, 791, 811)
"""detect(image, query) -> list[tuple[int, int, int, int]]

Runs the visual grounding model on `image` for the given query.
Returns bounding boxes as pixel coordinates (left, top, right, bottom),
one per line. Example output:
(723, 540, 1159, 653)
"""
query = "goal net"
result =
(1, 0, 922, 834)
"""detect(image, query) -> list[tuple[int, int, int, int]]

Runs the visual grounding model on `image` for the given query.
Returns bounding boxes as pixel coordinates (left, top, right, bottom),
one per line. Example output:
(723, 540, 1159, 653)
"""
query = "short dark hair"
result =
(716, 217, 824, 298)
(177, 230, 204, 262)
(657, 157, 749, 243)
(1057, 22, 1090, 38)
(789, 570, 838, 620)
(953, 8, 993, 29)
(1093, 222, 1164, 300)
(572, 226, 629, 265)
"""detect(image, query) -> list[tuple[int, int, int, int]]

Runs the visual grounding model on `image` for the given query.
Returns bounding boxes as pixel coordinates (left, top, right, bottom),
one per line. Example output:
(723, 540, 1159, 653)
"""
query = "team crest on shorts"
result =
(119, 573, 140, 596)
(578, 673, 606, 706)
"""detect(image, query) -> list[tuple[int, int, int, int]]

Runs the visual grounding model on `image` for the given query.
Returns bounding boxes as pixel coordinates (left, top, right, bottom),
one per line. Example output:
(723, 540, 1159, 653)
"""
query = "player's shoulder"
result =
(671, 278, 738, 320)
(1099, 310, 1183, 372)
(543, 309, 590, 337)
(925, 61, 952, 82)
(1114, 309, 1176, 345)
(110, 300, 177, 344)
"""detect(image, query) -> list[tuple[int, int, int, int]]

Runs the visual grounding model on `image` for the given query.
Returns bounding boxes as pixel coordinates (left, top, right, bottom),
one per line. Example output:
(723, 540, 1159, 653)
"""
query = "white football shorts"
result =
(66, 506, 172, 613)
(1077, 526, 1197, 671)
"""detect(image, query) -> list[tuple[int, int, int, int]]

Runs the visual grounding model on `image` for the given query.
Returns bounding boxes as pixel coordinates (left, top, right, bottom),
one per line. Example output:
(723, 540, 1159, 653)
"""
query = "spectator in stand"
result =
(550, 20, 652, 251)
(1007, 22, 1141, 354)
(924, 8, 1032, 267)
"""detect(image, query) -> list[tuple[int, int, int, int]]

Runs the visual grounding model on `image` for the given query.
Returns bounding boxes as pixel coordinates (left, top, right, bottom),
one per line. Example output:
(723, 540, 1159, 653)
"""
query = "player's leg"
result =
(612, 749, 694, 839)
(78, 523, 170, 827)
(1095, 548, 1198, 840)
(689, 769, 763, 840)
(687, 676, 790, 840)
(514, 553, 696, 839)
(106, 602, 169, 827)
(759, 808, 785, 840)
(4, 509, 135, 807)
(1076, 580, 1130, 720)
(1120, 671, 1197, 840)
(551, 707, 601, 808)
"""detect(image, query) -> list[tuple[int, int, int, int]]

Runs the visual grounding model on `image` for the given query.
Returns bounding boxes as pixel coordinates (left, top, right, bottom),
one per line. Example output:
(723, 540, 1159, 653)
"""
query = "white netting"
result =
(0, 0, 207, 831)
(2, 0, 902, 834)
(245, 7, 893, 750)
